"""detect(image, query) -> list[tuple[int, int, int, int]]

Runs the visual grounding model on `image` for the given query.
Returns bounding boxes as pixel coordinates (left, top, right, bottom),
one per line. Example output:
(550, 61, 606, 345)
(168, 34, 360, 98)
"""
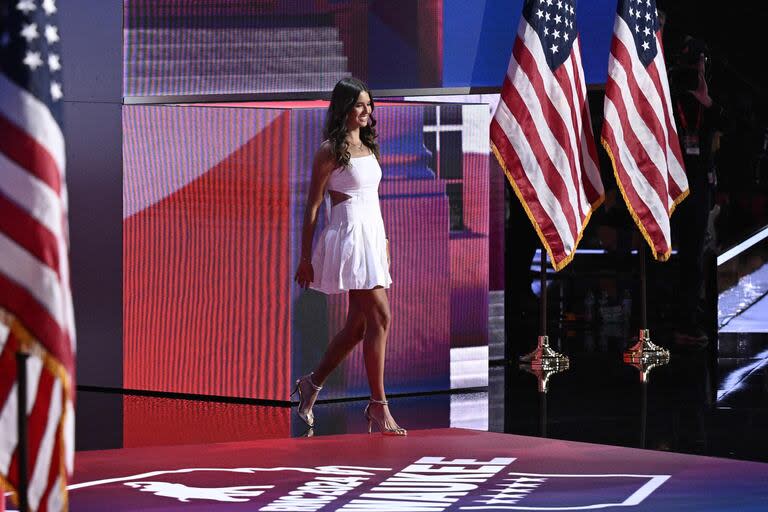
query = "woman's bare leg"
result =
(356, 288, 404, 432)
(310, 292, 366, 386)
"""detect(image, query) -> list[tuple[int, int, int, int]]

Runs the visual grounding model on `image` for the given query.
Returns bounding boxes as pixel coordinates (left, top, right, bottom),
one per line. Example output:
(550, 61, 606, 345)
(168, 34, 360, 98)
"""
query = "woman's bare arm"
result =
(299, 142, 336, 262)
(295, 143, 336, 289)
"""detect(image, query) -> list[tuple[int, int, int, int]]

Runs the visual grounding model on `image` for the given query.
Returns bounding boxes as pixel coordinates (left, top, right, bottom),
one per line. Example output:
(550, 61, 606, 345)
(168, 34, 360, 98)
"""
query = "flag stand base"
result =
(520, 357, 570, 392)
(519, 335, 569, 370)
(623, 329, 670, 370)
(623, 343, 669, 383)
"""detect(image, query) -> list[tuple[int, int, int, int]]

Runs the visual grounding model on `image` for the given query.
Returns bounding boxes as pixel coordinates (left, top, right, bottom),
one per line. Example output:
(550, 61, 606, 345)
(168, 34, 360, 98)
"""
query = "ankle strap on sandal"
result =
(369, 398, 388, 405)
(306, 373, 323, 390)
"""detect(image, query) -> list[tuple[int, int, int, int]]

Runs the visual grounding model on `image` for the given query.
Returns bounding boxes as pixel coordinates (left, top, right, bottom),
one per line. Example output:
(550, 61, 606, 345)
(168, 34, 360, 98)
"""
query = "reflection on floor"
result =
(63, 324, 767, 464)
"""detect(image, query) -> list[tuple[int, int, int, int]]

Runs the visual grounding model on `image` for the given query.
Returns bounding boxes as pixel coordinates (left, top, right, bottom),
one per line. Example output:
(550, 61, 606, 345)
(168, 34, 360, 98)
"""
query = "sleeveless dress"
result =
(310, 153, 392, 294)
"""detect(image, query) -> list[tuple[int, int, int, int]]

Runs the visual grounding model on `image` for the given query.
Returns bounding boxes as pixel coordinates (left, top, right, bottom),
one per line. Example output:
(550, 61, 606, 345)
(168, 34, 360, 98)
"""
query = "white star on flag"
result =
(642, 40, 650, 50)
(16, 0, 36, 14)
(42, 0, 57, 15)
(48, 53, 61, 71)
(44, 24, 60, 43)
(50, 80, 63, 100)
(20, 22, 39, 42)
(550, 43, 558, 53)
(23, 50, 43, 69)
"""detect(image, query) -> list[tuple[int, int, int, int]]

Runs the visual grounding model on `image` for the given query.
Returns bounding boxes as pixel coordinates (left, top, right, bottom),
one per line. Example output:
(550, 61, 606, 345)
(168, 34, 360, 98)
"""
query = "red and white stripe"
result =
(601, 16, 688, 261)
(491, 20, 604, 271)
(0, 72, 75, 511)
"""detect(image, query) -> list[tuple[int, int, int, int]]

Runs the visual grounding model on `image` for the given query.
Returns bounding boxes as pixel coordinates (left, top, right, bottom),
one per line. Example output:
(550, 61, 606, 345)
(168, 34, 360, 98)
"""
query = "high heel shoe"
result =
(290, 373, 323, 427)
(364, 398, 407, 436)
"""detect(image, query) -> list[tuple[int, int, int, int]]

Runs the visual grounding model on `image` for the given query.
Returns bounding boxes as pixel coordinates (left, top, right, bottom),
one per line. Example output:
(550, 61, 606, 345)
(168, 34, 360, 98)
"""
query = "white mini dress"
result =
(310, 153, 392, 294)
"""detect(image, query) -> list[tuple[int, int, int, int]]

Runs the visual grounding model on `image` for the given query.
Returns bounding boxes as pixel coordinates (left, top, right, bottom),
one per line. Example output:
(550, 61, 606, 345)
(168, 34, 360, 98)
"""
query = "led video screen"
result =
(123, 101, 491, 400)
(123, 0, 616, 97)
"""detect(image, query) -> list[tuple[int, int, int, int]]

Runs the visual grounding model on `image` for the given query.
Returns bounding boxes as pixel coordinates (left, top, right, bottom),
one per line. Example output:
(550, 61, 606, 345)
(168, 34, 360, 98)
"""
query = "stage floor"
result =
(35, 428, 768, 511)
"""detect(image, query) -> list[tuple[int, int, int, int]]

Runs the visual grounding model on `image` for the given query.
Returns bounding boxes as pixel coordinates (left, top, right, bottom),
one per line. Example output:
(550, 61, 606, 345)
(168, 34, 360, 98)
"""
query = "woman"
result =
(292, 77, 406, 436)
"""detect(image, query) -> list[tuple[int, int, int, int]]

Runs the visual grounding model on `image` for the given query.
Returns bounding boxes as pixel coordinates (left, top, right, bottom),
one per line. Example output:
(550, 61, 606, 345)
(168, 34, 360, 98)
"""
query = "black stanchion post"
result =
(519, 247, 568, 367)
(624, 242, 669, 359)
(16, 351, 29, 512)
(539, 391, 548, 438)
(623, 242, 670, 435)
(640, 380, 648, 449)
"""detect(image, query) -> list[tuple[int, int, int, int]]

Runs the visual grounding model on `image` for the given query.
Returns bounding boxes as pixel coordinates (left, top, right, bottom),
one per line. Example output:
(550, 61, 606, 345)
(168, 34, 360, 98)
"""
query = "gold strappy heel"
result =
(290, 373, 323, 427)
(364, 398, 407, 436)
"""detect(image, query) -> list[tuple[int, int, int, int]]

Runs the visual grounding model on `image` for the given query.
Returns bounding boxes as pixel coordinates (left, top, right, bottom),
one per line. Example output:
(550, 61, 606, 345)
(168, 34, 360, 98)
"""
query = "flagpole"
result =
(519, 247, 569, 369)
(520, 362, 569, 438)
(16, 351, 29, 512)
(623, 339, 669, 449)
(624, 242, 669, 363)
(641, 242, 647, 329)
(540, 246, 547, 337)
(640, 379, 647, 449)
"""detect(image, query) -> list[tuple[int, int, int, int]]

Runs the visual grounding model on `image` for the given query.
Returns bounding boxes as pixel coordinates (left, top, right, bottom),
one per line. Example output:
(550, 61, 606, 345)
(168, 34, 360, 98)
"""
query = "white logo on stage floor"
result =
(461, 472, 671, 510)
(66, 465, 389, 504)
(124, 481, 272, 502)
(61, 462, 671, 510)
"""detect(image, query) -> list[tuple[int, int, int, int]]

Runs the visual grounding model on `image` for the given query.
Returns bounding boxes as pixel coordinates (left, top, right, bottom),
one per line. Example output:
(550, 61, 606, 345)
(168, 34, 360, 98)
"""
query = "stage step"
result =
(126, 40, 345, 59)
(127, 26, 342, 44)
(126, 71, 351, 95)
(124, 24, 349, 95)
(718, 332, 768, 358)
(127, 56, 348, 76)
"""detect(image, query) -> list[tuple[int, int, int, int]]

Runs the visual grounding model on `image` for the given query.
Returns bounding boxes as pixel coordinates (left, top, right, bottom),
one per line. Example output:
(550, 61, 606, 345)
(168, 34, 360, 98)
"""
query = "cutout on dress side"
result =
(329, 190, 352, 206)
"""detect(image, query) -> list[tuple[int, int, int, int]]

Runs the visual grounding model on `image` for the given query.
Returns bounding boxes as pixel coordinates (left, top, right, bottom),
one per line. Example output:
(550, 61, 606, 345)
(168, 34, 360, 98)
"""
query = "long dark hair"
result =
(323, 77, 380, 167)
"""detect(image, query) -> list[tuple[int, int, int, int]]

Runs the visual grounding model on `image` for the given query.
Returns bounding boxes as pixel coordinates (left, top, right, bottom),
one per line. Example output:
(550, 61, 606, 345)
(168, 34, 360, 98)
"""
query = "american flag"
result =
(0, 0, 75, 510)
(491, 0, 604, 271)
(601, 0, 688, 261)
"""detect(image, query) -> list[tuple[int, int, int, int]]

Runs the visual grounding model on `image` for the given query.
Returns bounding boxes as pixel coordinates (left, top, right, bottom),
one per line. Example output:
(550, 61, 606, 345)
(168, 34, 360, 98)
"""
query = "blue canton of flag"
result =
(523, 0, 578, 71)
(0, 0, 64, 124)
(618, 0, 659, 66)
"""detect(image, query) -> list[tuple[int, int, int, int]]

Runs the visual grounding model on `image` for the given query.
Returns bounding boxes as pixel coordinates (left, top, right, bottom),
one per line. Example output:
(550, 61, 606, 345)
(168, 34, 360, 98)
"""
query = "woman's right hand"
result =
(294, 260, 314, 289)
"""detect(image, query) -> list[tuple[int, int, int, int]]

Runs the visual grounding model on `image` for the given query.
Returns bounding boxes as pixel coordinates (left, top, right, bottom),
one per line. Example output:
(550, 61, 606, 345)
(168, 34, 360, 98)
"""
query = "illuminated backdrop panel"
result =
(123, 102, 489, 400)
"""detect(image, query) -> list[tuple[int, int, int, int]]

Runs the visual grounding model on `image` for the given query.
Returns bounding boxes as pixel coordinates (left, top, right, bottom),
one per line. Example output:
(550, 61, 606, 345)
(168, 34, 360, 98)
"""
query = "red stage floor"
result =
(8, 427, 766, 511)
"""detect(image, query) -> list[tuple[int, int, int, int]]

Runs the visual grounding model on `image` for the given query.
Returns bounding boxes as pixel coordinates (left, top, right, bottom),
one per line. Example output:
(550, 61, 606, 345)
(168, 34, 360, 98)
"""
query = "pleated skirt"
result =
(309, 195, 392, 294)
